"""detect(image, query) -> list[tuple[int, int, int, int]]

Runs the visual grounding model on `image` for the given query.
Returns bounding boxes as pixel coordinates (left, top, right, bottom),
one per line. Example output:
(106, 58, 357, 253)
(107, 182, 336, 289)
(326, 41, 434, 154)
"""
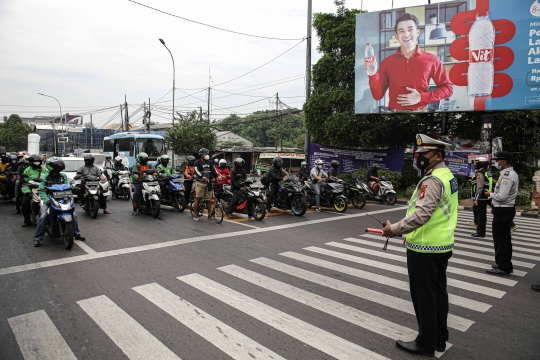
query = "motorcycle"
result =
(112, 170, 131, 200)
(359, 176, 397, 205)
(22, 180, 42, 225)
(136, 169, 161, 218)
(73, 176, 101, 219)
(343, 177, 367, 209)
(0, 170, 14, 198)
(158, 173, 186, 212)
(43, 184, 76, 249)
(261, 174, 307, 216)
(100, 169, 112, 199)
(304, 178, 349, 213)
(220, 177, 266, 221)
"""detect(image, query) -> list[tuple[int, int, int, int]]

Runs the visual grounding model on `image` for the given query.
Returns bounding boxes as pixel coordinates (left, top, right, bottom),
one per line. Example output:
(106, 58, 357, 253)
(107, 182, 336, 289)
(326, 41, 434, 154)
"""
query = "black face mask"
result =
(220, 164, 226, 169)
(140, 160, 148, 165)
(416, 152, 436, 170)
(162, 162, 169, 167)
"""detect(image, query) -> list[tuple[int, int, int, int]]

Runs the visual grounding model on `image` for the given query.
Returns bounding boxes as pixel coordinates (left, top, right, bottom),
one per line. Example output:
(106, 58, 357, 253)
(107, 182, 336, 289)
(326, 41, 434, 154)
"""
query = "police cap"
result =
(494, 151, 513, 162)
(415, 134, 451, 153)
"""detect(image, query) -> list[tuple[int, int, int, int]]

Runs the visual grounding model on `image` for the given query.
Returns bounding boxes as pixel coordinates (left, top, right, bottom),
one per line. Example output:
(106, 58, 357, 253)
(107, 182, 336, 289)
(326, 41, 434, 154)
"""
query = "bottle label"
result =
(469, 48, 494, 63)
(364, 56, 375, 62)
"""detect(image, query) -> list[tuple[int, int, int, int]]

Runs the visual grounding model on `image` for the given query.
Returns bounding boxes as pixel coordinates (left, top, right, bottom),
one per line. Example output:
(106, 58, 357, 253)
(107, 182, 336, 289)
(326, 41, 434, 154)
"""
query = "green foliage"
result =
(165, 110, 217, 156)
(459, 187, 472, 200)
(0, 114, 31, 151)
(352, 168, 368, 181)
(516, 189, 532, 206)
(215, 111, 305, 148)
(405, 184, 417, 198)
(400, 159, 420, 189)
(351, 167, 400, 188)
(339, 173, 352, 182)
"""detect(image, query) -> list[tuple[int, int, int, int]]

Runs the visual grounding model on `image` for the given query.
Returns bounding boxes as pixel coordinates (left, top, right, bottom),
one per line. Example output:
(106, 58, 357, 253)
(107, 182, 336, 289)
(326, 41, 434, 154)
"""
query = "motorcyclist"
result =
(192, 148, 222, 221)
(310, 159, 328, 212)
(215, 159, 231, 203)
(155, 155, 176, 200)
(213, 156, 220, 169)
(267, 156, 288, 214)
(328, 160, 340, 180)
(367, 163, 381, 194)
(229, 158, 252, 219)
(6, 154, 18, 201)
(102, 155, 113, 183)
(111, 156, 128, 196)
(299, 161, 310, 182)
(131, 152, 155, 216)
(183, 155, 196, 205)
(74, 154, 111, 214)
(21, 154, 47, 227)
(32, 157, 85, 247)
(13, 154, 29, 215)
(0, 152, 9, 171)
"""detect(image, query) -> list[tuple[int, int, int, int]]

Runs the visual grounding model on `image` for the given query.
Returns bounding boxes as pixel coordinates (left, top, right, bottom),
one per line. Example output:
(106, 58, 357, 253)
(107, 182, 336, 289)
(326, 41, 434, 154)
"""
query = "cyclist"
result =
(192, 148, 222, 221)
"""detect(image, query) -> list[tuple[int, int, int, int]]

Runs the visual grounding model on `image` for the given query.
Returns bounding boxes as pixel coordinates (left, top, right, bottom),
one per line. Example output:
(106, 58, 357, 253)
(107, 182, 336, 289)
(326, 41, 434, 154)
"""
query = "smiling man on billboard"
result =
(366, 13, 453, 112)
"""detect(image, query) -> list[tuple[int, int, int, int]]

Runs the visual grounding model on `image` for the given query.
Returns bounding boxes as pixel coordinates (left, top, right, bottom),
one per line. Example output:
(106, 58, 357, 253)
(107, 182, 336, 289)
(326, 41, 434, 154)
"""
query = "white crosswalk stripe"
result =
(453, 234, 540, 255)
(453, 230, 540, 248)
(77, 295, 180, 360)
(178, 273, 389, 360)
(455, 225, 540, 243)
(458, 213, 540, 226)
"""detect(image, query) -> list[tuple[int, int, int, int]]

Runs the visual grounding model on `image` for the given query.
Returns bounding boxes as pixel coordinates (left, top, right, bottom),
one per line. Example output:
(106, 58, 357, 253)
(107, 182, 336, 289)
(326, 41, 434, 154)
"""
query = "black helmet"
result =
(331, 160, 339, 169)
(29, 154, 42, 168)
(273, 156, 283, 168)
(234, 158, 245, 168)
(187, 155, 196, 162)
(84, 154, 95, 165)
(372, 163, 381, 169)
(46, 156, 65, 173)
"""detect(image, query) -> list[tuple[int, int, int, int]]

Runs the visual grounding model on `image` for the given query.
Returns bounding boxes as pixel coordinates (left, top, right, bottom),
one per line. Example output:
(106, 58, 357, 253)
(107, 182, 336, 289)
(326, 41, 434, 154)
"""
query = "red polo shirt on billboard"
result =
(368, 46, 453, 111)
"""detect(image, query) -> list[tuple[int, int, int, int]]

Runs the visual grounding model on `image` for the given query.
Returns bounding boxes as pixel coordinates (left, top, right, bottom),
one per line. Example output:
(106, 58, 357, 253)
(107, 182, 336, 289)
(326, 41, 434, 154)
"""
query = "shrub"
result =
(405, 184, 417, 198)
(400, 159, 420, 189)
(459, 187, 472, 200)
(339, 173, 352, 182)
(352, 168, 368, 181)
(351, 167, 400, 188)
(516, 189, 532, 206)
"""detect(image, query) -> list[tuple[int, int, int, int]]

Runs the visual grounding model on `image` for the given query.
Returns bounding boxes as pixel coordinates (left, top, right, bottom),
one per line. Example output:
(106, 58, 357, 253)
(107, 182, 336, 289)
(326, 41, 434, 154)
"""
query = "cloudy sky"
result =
(0, 0, 443, 127)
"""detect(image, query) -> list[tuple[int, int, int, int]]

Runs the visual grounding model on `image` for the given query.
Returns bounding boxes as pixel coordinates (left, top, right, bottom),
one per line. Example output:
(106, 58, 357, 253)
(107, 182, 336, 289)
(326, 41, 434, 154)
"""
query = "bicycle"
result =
(189, 181, 224, 224)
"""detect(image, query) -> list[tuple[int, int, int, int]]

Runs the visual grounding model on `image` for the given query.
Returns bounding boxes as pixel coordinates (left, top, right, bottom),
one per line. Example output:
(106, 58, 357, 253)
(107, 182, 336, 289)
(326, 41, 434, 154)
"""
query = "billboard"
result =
(355, 0, 539, 114)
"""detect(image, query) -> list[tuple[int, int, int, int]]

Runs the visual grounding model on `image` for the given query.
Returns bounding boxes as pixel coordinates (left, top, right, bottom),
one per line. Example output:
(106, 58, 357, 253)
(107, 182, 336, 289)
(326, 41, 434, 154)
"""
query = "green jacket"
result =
(22, 167, 47, 194)
(38, 172, 69, 202)
(156, 164, 176, 176)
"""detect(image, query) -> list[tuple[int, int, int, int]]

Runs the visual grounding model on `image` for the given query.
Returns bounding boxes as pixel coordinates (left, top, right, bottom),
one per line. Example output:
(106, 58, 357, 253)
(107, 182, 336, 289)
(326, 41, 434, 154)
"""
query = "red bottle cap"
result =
(476, 11, 489, 17)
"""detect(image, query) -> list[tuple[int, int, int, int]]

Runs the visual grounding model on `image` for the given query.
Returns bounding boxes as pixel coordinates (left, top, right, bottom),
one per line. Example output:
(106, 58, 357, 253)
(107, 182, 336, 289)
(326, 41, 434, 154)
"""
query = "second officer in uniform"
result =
(382, 134, 458, 357)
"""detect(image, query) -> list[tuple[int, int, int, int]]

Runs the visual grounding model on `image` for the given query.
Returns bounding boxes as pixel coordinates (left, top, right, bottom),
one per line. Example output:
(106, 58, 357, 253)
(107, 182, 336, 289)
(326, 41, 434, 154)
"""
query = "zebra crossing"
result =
(7, 213, 540, 359)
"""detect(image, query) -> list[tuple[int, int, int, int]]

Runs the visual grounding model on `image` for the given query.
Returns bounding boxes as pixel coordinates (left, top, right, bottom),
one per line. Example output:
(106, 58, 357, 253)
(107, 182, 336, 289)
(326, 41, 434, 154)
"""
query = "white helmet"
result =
(475, 156, 488, 162)
(219, 159, 227, 165)
(314, 159, 323, 165)
(114, 156, 122, 162)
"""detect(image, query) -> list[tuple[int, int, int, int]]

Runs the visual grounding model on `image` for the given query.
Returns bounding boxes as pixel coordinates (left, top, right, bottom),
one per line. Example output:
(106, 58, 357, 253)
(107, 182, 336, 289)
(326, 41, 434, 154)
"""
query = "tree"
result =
(0, 114, 31, 151)
(165, 110, 217, 156)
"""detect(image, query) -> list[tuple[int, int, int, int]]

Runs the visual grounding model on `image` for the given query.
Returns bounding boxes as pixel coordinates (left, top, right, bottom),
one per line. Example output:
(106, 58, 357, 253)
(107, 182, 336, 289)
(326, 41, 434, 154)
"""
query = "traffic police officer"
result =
(382, 134, 457, 357)
(485, 151, 518, 276)
(471, 156, 492, 238)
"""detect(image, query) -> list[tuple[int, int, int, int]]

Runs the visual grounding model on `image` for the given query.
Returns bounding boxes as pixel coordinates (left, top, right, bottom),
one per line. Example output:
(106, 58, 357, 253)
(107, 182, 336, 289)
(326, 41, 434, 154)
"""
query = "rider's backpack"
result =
(260, 172, 271, 186)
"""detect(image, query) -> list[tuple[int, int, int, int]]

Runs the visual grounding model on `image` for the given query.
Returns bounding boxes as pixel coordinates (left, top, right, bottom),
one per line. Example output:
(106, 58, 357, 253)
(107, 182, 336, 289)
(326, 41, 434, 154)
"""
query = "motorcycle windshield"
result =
(46, 184, 72, 192)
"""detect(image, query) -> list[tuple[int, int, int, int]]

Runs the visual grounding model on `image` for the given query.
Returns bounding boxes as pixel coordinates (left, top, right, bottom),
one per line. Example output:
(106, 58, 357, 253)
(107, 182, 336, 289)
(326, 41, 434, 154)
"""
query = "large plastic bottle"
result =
(364, 43, 377, 76)
(468, 11, 495, 97)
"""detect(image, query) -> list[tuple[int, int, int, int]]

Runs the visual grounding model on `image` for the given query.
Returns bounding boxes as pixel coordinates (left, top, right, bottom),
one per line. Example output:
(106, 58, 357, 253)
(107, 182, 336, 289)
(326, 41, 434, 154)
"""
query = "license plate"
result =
(173, 178, 183, 183)
(53, 191, 73, 198)
(147, 182, 159, 186)
(86, 182, 99, 186)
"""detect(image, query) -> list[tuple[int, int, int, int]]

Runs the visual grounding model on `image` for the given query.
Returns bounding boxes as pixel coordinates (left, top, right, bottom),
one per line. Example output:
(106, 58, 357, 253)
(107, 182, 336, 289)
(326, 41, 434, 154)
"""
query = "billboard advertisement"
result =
(308, 142, 405, 174)
(355, 0, 539, 114)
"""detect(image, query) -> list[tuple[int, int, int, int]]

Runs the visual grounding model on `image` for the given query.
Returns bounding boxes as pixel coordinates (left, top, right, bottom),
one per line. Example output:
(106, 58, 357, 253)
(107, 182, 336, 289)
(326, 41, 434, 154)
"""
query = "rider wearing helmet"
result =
(111, 156, 128, 195)
(367, 163, 381, 193)
(6, 154, 18, 200)
(102, 155, 113, 183)
(33, 157, 85, 247)
(0, 152, 9, 171)
(215, 159, 231, 203)
(192, 148, 222, 221)
(229, 158, 252, 218)
(267, 156, 288, 213)
(131, 152, 154, 215)
(183, 155, 196, 205)
(20, 154, 47, 226)
(13, 154, 30, 215)
(471, 156, 492, 238)
(74, 153, 111, 214)
(299, 161, 310, 182)
(310, 159, 328, 212)
(156, 155, 177, 200)
(328, 160, 340, 180)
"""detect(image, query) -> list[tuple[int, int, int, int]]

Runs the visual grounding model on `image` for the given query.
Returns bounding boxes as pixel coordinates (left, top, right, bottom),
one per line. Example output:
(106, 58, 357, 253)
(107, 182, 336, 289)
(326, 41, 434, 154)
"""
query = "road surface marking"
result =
(77, 295, 179, 360)
(453, 230, 540, 248)
(179, 273, 389, 360)
(218, 264, 452, 357)
(459, 213, 540, 225)
(455, 225, 540, 242)
(252, 256, 474, 331)
(134, 283, 284, 360)
(0, 207, 406, 277)
(8, 310, 77, 360)
(224, 219, 260, 229)
(326, 241, 517, 286)
(305, 247, 506, 299)
(74, 240, 97, 254)
(348, 237, 527, 277)
(453, 235, 540, 255)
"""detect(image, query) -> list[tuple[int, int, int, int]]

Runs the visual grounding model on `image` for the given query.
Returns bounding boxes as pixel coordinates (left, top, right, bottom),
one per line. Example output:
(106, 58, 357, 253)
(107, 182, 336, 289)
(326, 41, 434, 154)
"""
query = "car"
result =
(60, 157, 85, 182)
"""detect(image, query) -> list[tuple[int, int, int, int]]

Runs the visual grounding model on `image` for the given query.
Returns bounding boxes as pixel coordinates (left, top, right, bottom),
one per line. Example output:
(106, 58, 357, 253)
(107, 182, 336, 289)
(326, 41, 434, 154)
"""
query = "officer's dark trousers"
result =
(407, 249, 452, 351)
(473, 201, 488, 236)
(492, 207, 515, 273)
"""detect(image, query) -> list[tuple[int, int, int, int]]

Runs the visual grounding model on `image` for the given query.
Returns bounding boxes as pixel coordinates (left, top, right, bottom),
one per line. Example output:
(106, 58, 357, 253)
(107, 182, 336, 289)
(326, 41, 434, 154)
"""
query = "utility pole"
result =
(276, 93, 279, 151)
(119, 104, 124, 131)
(90, 114, 94, 149)
(199, 106, 203, 121)
(148, 97, 151, 132)
(143, 101, 147, 133)
(124, 95, 129, 132)
(304, 0, 312, 162)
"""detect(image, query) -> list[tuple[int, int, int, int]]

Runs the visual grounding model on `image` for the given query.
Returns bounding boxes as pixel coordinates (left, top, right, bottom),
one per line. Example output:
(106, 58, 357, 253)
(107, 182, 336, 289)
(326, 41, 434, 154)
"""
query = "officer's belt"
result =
(492, 204, 514, 208)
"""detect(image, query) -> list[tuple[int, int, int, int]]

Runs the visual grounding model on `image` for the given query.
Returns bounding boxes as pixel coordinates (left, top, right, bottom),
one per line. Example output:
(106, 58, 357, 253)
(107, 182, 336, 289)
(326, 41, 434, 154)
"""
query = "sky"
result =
(0, 0, 446, 128)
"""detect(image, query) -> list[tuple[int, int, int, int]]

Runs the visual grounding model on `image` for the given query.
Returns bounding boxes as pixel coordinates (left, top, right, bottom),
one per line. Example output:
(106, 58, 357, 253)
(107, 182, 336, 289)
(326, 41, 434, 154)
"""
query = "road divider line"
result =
(77, 295, 179, 360)
(218, 264, 452, 357)
(133, 283, 284, 360)
(346, 237, 527, 277)
(0, 207, 406, 277)
(8, 310, 77, 360)
(252, 256, 475, 331)
(178, 273, 389, 360)
(305, 247, 506, 298)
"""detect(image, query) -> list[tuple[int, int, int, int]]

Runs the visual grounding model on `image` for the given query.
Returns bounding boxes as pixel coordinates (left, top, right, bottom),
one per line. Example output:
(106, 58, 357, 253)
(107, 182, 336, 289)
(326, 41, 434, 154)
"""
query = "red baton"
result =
(365, 228, 383, 235)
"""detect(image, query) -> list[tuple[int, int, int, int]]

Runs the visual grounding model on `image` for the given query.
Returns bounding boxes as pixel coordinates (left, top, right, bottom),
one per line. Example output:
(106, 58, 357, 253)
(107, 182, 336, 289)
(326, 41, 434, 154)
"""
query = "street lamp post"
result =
(38, 93, 63, 156)
(159, 38, 176, 167)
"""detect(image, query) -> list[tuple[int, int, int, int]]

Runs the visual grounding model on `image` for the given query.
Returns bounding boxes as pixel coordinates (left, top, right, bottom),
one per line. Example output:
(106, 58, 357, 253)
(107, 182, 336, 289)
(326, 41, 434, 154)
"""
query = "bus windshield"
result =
(136, 138, 164, 157)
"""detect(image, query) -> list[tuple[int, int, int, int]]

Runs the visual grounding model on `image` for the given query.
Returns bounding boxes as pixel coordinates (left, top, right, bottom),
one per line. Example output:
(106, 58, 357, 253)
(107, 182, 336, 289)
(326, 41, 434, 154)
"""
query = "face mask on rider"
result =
(220, 164, 226, 169)
(33, 161, 41, 166)
(416, 151, 438, 170)
(204, 155, 210, 161)
(188, 161, 194, 165)
(140, 159, 148, 165)
(317, 165, 322, 169)
(214, 158, 219, 163)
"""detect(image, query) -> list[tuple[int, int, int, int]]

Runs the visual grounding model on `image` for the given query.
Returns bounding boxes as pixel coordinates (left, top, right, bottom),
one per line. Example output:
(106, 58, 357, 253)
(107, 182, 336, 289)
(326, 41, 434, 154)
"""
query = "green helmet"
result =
(199, 148, 209, 155)
(300, 161, 307, 167)
(46, 156, 65, 173)
(137, 152, 149, 164)
(156, 156, 162, 165)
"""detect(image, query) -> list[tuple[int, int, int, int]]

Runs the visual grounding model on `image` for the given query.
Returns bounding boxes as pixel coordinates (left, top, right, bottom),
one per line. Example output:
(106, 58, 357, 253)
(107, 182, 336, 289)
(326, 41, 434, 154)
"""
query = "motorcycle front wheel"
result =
(174, 193, 185, 212)
(59, 220, 74, 250)
(333, 197, 348, 213)
(290, 195, 307, 216)
(150, 199, 160, 218)
(351, 193, 366, 209)
(252, 200, 266, 221)
(383, 193, 397, 206)
(123, 187, 131, 201)
(88, 197, 99, 219)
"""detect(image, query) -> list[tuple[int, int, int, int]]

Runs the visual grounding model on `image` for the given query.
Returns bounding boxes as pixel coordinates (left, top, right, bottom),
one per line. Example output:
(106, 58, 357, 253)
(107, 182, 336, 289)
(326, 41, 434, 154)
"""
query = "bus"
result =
(103, 132, 166, 168)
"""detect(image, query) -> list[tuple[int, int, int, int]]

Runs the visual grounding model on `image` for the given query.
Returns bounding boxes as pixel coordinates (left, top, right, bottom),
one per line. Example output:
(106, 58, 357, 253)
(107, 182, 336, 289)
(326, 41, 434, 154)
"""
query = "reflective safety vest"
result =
(471, 171, 492, 200)
(405, 167, 458, 253)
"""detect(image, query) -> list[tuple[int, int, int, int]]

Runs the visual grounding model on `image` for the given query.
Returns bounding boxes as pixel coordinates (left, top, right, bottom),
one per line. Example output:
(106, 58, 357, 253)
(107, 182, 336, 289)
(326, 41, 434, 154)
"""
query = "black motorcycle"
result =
(344, 177, 367, 209)
(304, 178, 348, 213)
(220, 177, 266, 221)
(261, 175, 307, 216)
(73, 176, 101, 219)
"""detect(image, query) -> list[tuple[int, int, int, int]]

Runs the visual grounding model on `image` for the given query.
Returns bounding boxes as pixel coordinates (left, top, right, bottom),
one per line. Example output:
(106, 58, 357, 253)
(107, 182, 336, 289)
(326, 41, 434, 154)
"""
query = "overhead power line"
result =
(128, 0, 304, 41)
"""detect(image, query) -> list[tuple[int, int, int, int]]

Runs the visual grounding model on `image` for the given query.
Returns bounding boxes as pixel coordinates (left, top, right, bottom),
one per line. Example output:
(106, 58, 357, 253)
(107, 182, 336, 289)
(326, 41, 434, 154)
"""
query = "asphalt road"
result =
(0, 196, 539, 360)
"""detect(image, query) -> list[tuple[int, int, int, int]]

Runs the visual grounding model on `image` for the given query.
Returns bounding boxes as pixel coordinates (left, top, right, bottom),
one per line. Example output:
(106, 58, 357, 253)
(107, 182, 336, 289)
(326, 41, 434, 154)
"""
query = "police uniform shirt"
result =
(473, 169, 489, 201)
(390, 162, 447, 235)
(491, 167, 518, 206)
